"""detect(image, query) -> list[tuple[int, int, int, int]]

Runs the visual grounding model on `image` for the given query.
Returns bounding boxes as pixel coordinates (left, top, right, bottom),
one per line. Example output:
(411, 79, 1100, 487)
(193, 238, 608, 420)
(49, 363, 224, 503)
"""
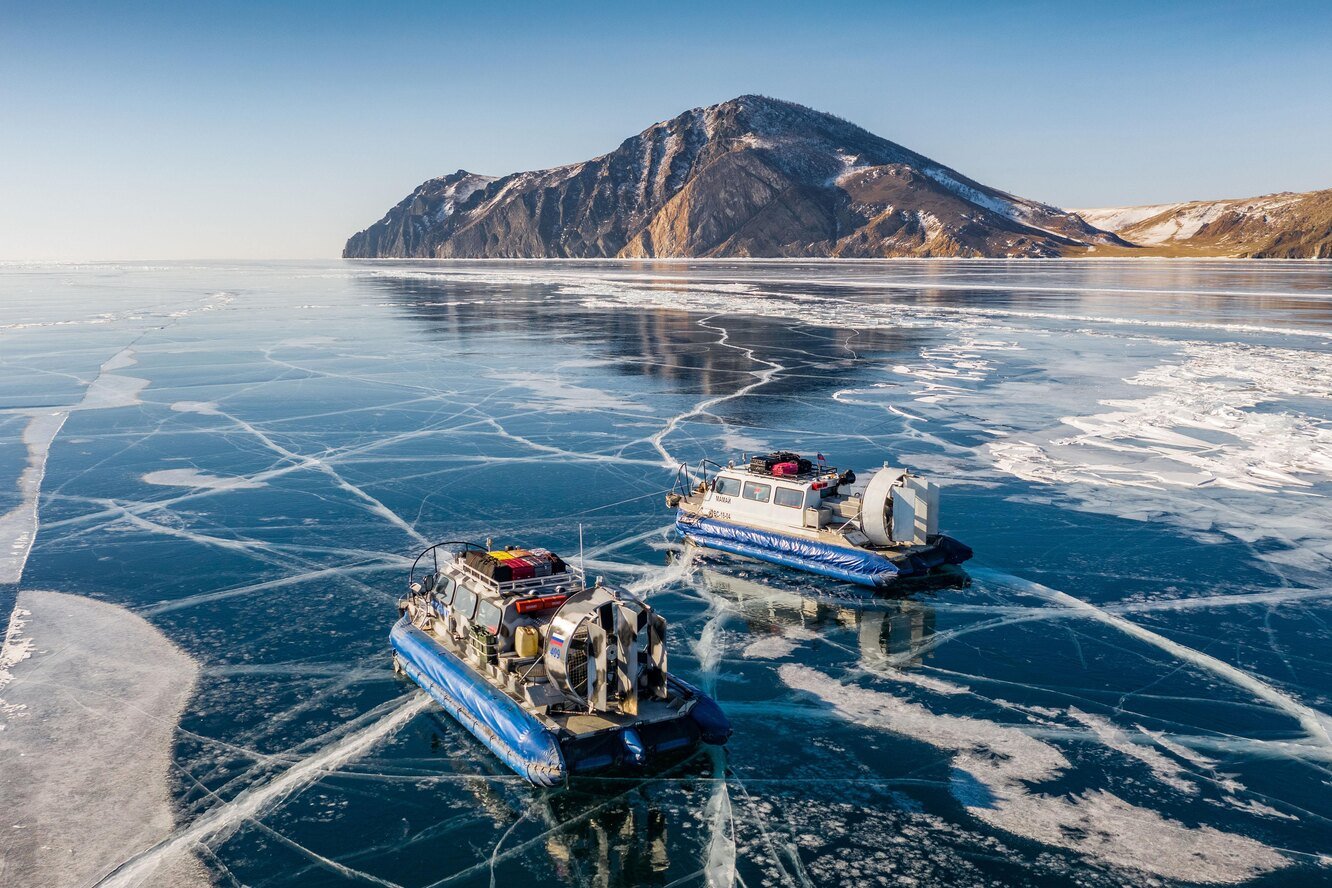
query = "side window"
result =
(715, 477, 742, 496)
(475, 600, 503, 634)
(774, 487, 804, 508)
(435, 576, 456, 605)
(742, 481, 771, 503)
(452, 586, 477, 622)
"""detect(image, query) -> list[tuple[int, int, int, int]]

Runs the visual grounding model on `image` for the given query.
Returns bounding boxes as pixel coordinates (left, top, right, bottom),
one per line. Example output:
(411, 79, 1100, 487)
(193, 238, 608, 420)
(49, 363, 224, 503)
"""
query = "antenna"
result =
(579, 523, 585, 581)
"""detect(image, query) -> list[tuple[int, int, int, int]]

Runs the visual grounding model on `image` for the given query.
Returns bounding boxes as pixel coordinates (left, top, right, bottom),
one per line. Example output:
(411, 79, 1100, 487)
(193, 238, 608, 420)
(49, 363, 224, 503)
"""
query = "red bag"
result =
(773, 461, 799, 476)
(507, 557, 536, 581)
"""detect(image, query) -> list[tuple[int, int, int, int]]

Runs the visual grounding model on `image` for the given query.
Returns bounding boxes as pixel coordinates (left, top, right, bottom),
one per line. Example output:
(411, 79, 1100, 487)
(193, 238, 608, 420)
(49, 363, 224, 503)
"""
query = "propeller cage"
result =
(860, 467, 939, 546)
(544, 587, 668, 715)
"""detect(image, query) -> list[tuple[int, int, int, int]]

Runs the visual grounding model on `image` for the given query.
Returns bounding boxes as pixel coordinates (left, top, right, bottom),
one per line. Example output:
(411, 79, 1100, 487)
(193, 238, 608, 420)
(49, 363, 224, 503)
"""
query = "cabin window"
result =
(475, 600, 503, 635)
(452, 585, 477, 622)
(715, 476, 742, 496)
(774, 486, 805, 508)
(742, 481, 771, 503)
(434, 576, 456, 605)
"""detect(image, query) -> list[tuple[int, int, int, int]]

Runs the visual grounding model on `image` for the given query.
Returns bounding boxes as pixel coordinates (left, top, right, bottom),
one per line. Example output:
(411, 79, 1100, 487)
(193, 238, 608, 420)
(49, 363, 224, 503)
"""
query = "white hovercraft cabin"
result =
(668, 451, 971, 587)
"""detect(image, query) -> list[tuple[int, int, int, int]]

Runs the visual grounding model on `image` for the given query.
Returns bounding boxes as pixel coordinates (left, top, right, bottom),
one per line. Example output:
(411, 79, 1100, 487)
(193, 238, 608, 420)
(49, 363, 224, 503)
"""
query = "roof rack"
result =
(741, 463, 840, 480)
(410, 540, 585, 596)
(448, 557, 585, 596)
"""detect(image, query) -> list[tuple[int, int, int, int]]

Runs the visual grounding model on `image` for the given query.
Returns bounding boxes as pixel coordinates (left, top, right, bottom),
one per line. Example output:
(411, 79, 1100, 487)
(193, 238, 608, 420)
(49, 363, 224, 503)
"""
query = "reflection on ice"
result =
(690, 557, 944, 669)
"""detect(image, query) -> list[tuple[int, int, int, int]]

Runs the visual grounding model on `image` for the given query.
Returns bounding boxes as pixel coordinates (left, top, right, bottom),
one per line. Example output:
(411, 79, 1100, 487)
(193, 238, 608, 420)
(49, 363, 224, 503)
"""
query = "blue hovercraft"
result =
(668, 451, 972, 588)
(391, 542, 730, 785)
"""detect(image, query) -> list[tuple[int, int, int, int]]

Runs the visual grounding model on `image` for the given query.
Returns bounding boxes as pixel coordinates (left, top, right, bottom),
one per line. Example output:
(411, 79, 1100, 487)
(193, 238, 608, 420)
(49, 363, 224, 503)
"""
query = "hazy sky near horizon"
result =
(3, 1, 1329, 260)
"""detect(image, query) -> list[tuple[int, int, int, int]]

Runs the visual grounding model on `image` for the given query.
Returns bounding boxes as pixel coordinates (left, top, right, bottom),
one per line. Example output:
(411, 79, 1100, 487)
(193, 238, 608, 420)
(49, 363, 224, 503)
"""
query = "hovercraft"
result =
(390, 542, 731, 786)
(667, 451, 972, 588)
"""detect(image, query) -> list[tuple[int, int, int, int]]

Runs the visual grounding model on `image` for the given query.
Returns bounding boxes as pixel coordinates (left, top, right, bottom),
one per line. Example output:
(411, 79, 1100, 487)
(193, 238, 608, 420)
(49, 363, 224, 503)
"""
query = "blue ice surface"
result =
(2, 258, 1331, 887)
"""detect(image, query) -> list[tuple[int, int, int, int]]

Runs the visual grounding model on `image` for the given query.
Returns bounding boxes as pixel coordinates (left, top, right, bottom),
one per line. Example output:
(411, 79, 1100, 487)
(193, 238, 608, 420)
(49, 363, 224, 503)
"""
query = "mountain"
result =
(1075, 189, 1332, 258)
(345, 95, 1125, 259)
(345, 171, 497, 258)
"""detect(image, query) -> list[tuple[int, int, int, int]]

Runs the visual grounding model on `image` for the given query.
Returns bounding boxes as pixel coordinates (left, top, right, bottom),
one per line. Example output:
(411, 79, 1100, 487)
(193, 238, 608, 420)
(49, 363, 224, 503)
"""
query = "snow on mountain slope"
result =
(1073, 190, 1332, 257)
(1075, 204, 1189, 239)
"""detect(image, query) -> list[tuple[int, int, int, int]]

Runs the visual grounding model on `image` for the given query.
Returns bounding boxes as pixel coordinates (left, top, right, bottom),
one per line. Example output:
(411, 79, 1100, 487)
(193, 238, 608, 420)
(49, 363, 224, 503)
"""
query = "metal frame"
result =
(408, 540, 486, 589)
(449, 557, 584, 596)
(672, 458, 731, 499)
(408, 539, 585, 597)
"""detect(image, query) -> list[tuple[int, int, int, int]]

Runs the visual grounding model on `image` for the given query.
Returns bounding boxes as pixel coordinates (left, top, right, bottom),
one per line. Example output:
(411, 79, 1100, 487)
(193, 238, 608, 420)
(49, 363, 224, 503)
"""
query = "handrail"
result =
(673, 457, 730, 498)
(671, 463, 693, 498)
(408, 540, 486, 589)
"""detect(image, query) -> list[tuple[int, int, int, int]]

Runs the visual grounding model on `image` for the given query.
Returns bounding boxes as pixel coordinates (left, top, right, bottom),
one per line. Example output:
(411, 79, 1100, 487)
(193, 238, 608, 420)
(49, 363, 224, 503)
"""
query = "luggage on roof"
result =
(529, 547, 568, 575)
(461, 547, 567, 584)
(749, 451, 810, 476)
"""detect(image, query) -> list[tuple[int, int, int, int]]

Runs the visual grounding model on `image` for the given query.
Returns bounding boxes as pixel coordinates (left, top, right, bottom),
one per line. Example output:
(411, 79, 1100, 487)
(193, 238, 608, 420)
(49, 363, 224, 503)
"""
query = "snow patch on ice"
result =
(80, 374, 149, 410)
(0, 412, 68, 584)
(884, 668, 968, 696)
(101, 347, 139, 372)
(0, 607, 34, 725)
(741, 634, 798, 660)
(781, 664, 1288, 883)
(989, 341, 1332, 494)
(1224, 798, 1299, 821)
(169, 401, 220, 415)
(79, 349, 148, 410)
(277, 335, 338, 349)
(1068, 709, 1196, 793)
(0, 591, 208, 887)
(142, 468, 265, 491)
(1137, 726, 1220, 770)
(987, 341, 1332, 578)
(891, 338, 1023, 403)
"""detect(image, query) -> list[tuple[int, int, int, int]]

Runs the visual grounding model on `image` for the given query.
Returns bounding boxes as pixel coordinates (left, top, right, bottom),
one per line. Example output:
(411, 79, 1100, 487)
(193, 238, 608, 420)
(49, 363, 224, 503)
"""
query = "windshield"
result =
(715, 476, 742, 496)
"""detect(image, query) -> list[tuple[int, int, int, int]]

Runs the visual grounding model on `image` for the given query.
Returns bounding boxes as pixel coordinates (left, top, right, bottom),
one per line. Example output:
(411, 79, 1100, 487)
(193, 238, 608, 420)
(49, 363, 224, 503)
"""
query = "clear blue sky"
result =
(3, 0, 1328, 259)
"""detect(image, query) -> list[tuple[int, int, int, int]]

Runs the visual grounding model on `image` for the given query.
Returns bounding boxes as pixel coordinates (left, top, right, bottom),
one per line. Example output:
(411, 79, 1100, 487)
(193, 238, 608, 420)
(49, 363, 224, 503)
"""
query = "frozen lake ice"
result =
(2, 259, 1331, 887)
